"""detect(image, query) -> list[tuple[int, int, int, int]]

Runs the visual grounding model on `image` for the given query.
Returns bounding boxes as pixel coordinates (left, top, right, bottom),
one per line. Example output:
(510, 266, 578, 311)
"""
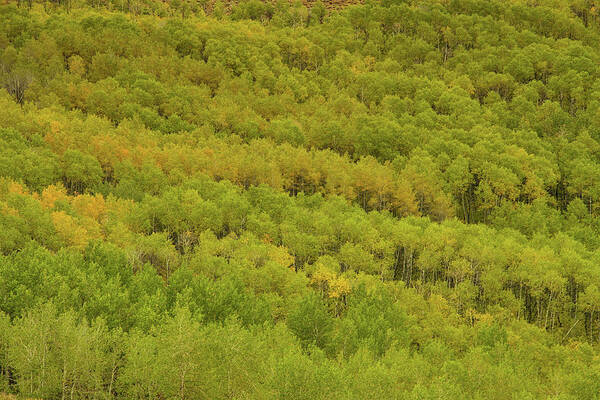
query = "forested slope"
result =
(1, 0, 600, 398)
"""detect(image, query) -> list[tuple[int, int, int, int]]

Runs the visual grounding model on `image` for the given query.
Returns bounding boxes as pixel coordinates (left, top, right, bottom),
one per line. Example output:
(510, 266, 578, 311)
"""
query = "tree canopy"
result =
(2, 0, 600, 398)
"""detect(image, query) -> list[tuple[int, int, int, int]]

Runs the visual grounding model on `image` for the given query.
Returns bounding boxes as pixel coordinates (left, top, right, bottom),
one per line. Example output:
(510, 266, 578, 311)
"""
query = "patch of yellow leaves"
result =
(51, 211, 90, 250)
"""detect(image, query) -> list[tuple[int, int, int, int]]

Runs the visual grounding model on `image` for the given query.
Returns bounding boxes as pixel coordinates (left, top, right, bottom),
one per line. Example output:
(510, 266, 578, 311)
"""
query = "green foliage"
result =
(287, 293, 334, 349)
(1, 0, 600, 398)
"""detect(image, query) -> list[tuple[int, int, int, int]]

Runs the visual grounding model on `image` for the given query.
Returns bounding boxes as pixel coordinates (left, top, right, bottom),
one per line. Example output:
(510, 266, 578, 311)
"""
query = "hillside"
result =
(1, 0, 600, 398)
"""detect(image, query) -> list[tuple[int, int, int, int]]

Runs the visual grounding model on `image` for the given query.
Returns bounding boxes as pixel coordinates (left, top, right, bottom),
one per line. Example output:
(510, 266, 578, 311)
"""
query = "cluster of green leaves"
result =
(3, 241, 600, 399)
(2, 0, 600, 398)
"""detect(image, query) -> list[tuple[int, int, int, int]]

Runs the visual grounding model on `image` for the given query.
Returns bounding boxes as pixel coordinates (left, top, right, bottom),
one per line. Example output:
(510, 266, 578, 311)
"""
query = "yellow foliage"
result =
(50, 120, 62, 134)
(0, 203, 19, 217)
(41, 184, 68, 209)
(328, 276, 351, 299)
(7, 181, 26, 195)
(72, 193, 107, 221)
(50, 121, 63, 133)
(310, 262, 351, 299)
(311, 266, 337, 288)
(476, 312, 494, 325)
(268, 245, 295, 269)
(51, 211, 89, 250)
(79, 216, 103, 241)
(89, 134, 130, 171)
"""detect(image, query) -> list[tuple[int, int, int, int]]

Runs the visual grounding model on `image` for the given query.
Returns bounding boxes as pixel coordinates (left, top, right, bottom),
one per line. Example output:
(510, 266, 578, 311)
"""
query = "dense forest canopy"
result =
(1, 0, 600, 398)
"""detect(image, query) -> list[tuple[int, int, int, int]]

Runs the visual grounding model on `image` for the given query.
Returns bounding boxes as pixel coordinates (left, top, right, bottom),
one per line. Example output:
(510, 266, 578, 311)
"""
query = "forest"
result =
(1, 0, 600, 398)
